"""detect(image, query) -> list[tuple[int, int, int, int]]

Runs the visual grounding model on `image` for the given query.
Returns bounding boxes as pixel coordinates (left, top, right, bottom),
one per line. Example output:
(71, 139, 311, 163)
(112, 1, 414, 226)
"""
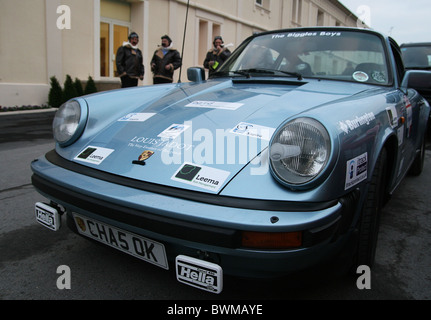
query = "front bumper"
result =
(31, 151, 360, 278)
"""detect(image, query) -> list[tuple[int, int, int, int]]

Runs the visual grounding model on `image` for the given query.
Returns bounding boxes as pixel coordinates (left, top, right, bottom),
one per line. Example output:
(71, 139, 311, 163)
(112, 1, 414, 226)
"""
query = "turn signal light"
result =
(241, 231, 302, 249)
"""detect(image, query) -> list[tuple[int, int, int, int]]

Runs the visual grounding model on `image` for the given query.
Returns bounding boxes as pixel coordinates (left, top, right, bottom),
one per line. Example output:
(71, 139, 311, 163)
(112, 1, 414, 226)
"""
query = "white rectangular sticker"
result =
(118, 113, 156, 122)
(74, 146, 114, 165)
(157, 124, 190, 139)
(171, 162, 230, 192)
(185, 101, 243, 110)
(230, 122, 275, 140)
(386, 106, 398, 129)
(345, 152, 368, 190)
(73, 213, 168, 270)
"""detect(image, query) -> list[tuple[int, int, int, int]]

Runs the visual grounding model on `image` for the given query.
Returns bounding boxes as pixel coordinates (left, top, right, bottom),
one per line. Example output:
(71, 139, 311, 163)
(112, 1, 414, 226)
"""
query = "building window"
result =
(292, 0, 302, 25)
(100, 19, 130, 78)
(317, 10, 325, 26)
(198, 19, 222, 69)
(255, 0, 270, 11)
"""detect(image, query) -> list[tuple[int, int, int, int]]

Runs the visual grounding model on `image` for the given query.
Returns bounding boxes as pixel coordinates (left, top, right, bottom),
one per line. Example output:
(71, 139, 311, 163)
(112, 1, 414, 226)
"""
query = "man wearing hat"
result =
(151, 35, 182, 84)
(116, 32, 145, 88)
(203, 36, 232, 77)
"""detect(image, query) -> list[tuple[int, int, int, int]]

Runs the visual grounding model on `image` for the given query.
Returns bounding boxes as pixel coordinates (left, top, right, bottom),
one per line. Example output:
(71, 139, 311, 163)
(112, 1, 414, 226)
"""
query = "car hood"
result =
(65, 78, 370, 194)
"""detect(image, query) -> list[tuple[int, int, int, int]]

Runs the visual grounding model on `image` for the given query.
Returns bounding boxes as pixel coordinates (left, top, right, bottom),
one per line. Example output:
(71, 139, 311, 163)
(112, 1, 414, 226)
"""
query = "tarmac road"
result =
(0, 109, 430, 301)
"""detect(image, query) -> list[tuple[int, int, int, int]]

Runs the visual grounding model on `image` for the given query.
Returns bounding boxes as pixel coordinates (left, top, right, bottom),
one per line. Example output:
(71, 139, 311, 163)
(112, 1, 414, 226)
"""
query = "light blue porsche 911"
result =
(32, 27, 431, 294)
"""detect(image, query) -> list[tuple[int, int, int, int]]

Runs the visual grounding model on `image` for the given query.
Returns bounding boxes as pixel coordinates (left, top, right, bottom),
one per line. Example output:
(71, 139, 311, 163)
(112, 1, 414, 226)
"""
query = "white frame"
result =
(100, 17, 131, 79)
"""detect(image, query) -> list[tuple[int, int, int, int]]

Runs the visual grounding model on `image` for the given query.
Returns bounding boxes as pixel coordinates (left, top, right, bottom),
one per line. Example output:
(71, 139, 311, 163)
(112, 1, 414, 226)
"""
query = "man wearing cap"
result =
(204, 36, 232, 77)
(151, 35, 182, 84)
(116, 32, 145, 88)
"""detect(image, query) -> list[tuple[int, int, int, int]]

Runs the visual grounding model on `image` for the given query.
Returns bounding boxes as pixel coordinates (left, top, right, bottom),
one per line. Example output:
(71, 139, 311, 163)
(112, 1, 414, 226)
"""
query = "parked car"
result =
(401, 42, 431, 104)
(401, 42, 431, 70)
(32, 27, 431, 294)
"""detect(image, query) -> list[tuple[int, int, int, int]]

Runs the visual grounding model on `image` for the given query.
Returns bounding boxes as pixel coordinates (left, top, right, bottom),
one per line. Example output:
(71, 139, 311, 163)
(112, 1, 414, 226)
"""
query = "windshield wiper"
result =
(233, 68, 303, 80)
(273, 69, 303, 81)
(210, 71, 231, 78)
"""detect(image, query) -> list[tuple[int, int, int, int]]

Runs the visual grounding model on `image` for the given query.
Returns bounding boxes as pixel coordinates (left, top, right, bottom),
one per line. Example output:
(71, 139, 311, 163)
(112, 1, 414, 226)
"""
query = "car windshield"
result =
(401, 45, 431, 69)
(216, 30, 390, 85)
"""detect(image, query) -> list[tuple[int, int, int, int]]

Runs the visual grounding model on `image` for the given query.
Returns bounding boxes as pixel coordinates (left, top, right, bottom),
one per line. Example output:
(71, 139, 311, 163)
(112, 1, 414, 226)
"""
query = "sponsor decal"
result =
(118, 113, 156, 122)
(397, 125, 404, 146)
(129, 135, 194, 154)
(386, 106, 398, 128)
(352, 71, 369, 82)
(176, 255, 223, 294)
(404, 96, 413, 137)
(371, 71, 386, 83)
(345, 152, 368, 190)
(185, 101, 243, 110)
(157, 124, 190, 139)
(75, 146, 114, 165)
(172, 162, 230, 192)
(338, 112, 375, 134)
(271, 31, 341, 39)
(230, 122, 275, 141)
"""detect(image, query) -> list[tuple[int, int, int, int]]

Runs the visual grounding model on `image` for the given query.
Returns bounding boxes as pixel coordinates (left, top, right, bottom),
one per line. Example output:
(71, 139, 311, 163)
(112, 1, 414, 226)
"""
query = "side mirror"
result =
(401, 70, 431, 102)
(187, 67, 205, 83)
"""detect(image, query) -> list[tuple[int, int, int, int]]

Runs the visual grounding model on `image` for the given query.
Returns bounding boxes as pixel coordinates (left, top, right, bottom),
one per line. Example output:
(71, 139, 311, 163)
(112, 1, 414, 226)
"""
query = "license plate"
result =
(176, 255, 223, 294)
(73, 213, 168, 270)
(35, 202, 61, 231)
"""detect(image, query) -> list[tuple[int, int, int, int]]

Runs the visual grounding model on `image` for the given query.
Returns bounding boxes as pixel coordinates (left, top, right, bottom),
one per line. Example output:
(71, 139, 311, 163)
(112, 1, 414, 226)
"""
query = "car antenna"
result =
(178, 0, 190, 83)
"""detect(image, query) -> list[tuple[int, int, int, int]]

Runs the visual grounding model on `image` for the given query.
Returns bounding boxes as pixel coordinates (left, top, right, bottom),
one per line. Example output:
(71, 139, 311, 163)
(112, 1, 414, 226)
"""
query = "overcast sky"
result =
(339, 0, 431, 45)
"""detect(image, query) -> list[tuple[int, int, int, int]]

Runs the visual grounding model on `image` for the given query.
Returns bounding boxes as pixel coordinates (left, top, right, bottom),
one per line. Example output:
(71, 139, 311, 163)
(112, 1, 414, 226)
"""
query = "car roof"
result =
(400, 42, 431, 48)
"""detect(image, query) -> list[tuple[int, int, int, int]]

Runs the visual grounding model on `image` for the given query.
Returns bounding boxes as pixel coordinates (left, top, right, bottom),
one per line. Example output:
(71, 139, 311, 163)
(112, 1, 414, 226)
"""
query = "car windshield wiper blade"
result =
(273, 69, 303, 81)
(233, 68, 303, 80)
(210, 71, 231, 78)
(234, 69, 274, 78)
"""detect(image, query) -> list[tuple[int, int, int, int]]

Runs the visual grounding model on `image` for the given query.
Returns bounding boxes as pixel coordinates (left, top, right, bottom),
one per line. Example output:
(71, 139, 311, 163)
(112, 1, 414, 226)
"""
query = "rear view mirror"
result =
(187, 67, 205, 83)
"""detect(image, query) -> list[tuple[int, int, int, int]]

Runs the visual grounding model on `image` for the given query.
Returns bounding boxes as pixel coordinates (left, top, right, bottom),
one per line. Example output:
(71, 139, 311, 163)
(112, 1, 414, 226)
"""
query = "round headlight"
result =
(53, 100, 86, 146)
(269, 117, 331, 188)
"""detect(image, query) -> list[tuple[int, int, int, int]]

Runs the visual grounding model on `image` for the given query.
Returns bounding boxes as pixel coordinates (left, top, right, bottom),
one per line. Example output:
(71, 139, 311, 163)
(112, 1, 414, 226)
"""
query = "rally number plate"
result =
(176, 255, 223, 294)
(35, 202, 61, 231)
(73, 213, 168, 270)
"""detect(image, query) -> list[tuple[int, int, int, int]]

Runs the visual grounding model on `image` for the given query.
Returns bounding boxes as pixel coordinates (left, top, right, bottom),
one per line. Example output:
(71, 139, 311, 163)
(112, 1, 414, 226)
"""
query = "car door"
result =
(390, 39, 421, 177)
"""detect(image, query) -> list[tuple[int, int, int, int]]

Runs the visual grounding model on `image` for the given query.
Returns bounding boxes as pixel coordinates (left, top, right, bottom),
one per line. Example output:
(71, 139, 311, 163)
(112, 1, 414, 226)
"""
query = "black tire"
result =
(355, 148, 387, 268)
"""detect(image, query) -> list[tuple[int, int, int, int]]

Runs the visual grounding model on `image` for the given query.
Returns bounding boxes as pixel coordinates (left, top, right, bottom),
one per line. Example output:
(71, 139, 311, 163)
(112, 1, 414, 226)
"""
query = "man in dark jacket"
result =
(116, 32, 145, 88)
(151, 35, 182, 84)
(204, 36, 231, 77)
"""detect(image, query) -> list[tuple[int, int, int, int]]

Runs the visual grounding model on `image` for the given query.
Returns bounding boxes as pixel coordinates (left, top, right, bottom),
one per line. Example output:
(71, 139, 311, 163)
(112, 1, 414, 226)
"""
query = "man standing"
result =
(204, 36, 231, 77)
(151, 35, 182, 84)
(116, 32, 145, 88)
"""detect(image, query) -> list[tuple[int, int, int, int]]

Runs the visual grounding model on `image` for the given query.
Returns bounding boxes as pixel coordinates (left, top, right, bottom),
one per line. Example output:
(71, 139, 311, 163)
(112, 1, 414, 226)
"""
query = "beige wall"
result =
(0, 0, 95, 105)
(0, 0, 359, 106)
(61, 0, 95, 80)
(0, 0, 47, 84)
